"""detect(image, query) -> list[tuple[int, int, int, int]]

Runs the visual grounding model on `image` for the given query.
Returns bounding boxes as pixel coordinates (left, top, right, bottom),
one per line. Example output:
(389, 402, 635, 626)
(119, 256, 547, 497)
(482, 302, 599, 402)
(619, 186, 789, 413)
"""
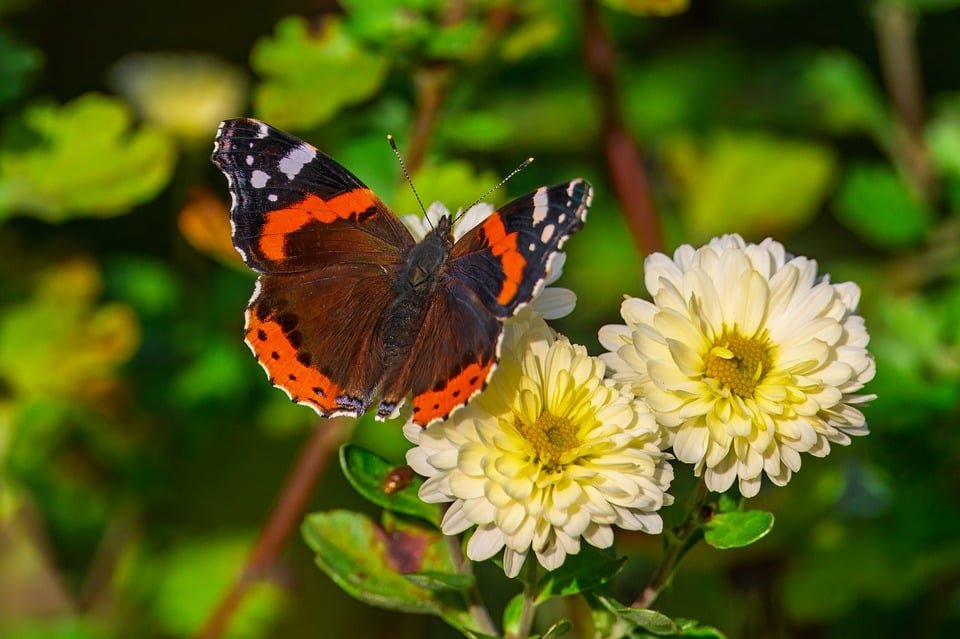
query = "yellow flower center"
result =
(517, 411, 579, 473)
(704, 328, 772, 397)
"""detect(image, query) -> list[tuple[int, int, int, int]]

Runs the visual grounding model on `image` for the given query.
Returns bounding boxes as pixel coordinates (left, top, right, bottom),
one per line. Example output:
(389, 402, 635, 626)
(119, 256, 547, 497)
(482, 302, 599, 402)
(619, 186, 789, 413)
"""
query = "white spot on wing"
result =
(250, 170, 270, 189)
(268, 194, 278, 202)
(532, 187, 549, 225)
(540, 223, 555, 243)
(256, 122, 269, 138)
(529, 242, 536, 251)
(558, 213, 566, 223)
(279, 144, 317, 181)
(246, 155, 254, 166)
(566, 181, 576, 198)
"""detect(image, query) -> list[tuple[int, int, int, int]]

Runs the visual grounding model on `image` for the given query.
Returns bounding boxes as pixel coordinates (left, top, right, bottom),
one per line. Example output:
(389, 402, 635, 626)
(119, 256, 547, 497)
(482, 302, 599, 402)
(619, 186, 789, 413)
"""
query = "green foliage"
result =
(535, 545, 625, 603)
(339, 444, 440, 526)
(0, 29, 42, 106)
(663, 131, 836, 242)
(833, 163, 933, 248)
(150, 536, 287, 639)
(251, 16, 389, 130)
(703, 511, 775, 550)
(802, 51, 889, 140)
(0, 94, 175, 221)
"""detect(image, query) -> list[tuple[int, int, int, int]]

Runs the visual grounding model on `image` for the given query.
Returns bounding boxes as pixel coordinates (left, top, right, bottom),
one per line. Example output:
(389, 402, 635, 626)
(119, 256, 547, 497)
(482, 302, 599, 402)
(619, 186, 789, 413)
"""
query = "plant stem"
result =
(632, 477, 708, 609)
(194, 419, 347, 639)
(444, 532, 499, 636)
(874, 1, 937, 203)
(581, 0, 664, 256)
(512, 559, 539, 639)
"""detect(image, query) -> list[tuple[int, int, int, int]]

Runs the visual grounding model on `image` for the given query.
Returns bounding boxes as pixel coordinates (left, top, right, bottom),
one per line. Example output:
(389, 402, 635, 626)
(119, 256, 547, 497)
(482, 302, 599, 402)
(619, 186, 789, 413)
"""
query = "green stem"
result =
(512, 559, 539, 639)
(444, 533, 498, 636)
(631, 477, 709, 609)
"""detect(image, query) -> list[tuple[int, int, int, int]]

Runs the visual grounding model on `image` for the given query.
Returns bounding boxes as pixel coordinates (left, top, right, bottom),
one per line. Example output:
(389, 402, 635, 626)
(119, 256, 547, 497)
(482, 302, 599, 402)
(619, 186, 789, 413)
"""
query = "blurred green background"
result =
(1, 0, 959, 637)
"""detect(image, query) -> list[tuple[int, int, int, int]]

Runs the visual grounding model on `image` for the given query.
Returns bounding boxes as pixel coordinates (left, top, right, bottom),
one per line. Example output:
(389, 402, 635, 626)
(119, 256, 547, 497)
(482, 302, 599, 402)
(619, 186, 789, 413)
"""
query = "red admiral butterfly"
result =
(211, 119, 591, 426)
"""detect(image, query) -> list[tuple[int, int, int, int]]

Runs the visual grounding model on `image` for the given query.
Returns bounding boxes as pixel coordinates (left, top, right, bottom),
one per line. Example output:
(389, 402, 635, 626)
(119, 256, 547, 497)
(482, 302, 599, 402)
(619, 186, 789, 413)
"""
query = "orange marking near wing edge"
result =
(258, 189, 377, 260)
(412, 359, 494, 426)
(245, 312, 342, 413)
(482, 215, 526, 305)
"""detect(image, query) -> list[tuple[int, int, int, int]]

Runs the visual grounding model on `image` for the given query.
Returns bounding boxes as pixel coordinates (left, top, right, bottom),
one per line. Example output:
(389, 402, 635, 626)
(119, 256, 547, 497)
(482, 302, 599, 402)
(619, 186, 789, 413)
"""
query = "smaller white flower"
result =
(400, 202, 576, 319)
(405, 316, 674, 578)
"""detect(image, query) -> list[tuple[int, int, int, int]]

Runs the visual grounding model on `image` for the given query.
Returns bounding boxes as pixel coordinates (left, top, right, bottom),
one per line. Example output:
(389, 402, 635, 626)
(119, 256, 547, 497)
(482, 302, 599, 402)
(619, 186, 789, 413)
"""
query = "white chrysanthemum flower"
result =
(400, 202, 576, 319)
(405, 316, 673, 578)
(599, 234, 876, 498)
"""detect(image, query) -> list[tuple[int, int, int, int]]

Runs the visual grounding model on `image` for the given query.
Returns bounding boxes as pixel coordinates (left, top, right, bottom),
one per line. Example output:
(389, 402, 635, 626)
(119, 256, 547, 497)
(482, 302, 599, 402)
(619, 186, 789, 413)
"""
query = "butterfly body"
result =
(212, 118, 591, 426)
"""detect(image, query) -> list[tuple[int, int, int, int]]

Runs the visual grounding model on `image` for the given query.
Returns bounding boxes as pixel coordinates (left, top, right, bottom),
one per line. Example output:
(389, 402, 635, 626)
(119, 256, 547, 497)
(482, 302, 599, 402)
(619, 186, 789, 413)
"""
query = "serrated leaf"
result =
(252, 16, 389, 129)
(663, 131, 835, 242)
(340, 445, 440, 526)
(302, 510, 474, 627)
(703, 510, 775, 549)
(0, 94, 175, 221)
(833, 163, 933, 248)
(0, 258, 139, 399)
(404, 570, 475, 592)
(536, 545, 626, 603)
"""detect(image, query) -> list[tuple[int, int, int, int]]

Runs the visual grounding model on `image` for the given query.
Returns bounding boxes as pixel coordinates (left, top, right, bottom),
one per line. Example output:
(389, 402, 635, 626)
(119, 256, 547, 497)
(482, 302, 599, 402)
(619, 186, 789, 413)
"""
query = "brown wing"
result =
(377, 278, 501, 426)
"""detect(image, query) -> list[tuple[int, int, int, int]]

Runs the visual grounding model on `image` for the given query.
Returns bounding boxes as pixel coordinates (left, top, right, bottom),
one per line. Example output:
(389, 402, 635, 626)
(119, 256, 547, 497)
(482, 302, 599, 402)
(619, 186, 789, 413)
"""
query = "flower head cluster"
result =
(600, 234, 876, 497)
(405, 316, 673, 577)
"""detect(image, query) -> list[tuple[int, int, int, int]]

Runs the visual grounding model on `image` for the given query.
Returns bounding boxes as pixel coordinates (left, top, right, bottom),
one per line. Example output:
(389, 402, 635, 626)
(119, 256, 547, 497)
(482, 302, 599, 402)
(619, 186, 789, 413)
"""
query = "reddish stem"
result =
(194, 419, 347, 639)
(581, 0, 664, 256)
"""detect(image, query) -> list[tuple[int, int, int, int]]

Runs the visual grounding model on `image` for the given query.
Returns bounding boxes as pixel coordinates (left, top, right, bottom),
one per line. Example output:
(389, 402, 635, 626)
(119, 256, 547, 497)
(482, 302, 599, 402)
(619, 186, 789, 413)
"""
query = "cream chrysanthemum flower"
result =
(599, 234, 876, 498)
(400, 202, 576, 319)
(405, 316, 673, 578)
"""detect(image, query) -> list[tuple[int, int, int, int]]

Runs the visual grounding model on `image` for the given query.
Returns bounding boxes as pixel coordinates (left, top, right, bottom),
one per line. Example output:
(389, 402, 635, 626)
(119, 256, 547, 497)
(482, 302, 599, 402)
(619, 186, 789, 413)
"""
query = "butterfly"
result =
(211, 118, 591, 426)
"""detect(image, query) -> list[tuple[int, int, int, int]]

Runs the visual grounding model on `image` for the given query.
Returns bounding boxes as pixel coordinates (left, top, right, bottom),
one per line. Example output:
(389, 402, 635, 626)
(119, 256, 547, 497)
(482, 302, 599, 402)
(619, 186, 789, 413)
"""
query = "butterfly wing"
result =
(448, 180, 592, 318)
(380, 179, 593, 426)
(212, 118, 415, 417)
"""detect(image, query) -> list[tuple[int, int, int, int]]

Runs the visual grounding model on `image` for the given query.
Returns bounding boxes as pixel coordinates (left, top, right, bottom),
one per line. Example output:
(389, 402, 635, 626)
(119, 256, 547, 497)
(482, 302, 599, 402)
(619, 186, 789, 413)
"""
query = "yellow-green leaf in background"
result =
(0, 258, 139, 400)
(602, 0, 689, 15)
(0, 93, 175, 222)
(391, 161, 498, 218)
(662, 131, 836, 242)
(251, 16, 389, 130)
(802, 51, 889, 142)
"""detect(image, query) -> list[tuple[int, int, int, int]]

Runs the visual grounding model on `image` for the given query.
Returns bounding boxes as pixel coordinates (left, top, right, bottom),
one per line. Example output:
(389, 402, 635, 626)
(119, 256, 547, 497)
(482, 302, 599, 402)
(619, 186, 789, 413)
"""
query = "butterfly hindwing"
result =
(449, 179, 592, 318)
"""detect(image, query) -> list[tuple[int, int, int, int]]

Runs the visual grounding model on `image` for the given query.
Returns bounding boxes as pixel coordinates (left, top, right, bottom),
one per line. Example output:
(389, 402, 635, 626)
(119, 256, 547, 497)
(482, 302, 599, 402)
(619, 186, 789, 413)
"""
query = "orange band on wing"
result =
(245, 312, 342, 412)
(258, 189, 377, 260)
(481, 215, 526, 305)
(412, 359, 494, 426)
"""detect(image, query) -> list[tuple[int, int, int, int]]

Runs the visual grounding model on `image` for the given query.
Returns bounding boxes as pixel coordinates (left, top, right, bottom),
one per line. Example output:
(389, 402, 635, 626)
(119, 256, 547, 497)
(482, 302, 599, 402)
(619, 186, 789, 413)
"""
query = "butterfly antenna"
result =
(458, 156, 535, 222)
(387, 134, 430, 227)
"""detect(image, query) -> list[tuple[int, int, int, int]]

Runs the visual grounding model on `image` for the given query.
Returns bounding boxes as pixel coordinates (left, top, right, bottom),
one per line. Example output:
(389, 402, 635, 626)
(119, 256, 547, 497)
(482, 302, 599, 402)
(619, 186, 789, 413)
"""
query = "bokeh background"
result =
(1, 0, 959, 637)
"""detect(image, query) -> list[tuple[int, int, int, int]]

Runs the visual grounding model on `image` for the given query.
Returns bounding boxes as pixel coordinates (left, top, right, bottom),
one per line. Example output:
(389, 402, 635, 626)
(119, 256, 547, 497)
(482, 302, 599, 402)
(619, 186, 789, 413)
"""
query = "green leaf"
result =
(502, 593, 524, 637)
(541, 618, 573, 639)
(340, 444, 440, 526)
(404, 570, 475, 592)
(595, 595, 677, 635)
(802, 51, 888, 140)
(890, 0, 960, 11)
(302, 510, 474, 626)
(833, 163, 933, 248)
(703, 510, 775, 549)
(391, 161, 498, 218)
(927, 107, 960, 179)
(662, 131, 836, 242)
(536, 545, 626, 603)
(0, 94, 175, 221)
(252, 16, 389, 129)
(150, 535, 287, 639)
(0, 29, 42, 106)
(602, 0, 689, 15)
(671, 619, 728, 638)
